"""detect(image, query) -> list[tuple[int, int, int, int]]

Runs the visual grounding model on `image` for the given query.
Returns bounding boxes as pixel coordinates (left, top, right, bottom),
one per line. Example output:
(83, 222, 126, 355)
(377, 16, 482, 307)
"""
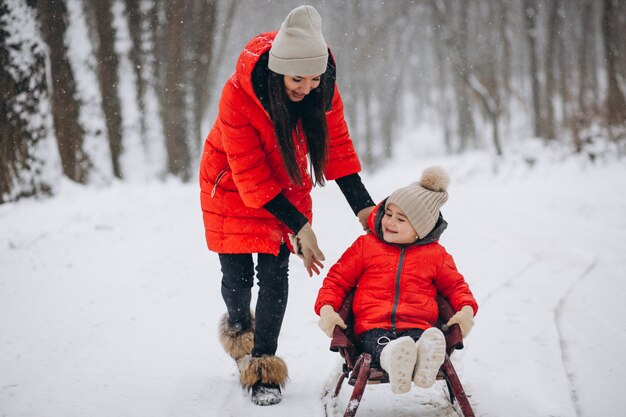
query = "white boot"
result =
(413, 327, 446, 388)
(379, 336, 417, 394)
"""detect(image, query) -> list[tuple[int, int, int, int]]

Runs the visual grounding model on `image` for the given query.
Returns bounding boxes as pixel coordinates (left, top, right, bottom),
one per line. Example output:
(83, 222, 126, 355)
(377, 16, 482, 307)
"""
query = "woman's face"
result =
(283, 74, 321, 102)
(381, 204, 419, 244)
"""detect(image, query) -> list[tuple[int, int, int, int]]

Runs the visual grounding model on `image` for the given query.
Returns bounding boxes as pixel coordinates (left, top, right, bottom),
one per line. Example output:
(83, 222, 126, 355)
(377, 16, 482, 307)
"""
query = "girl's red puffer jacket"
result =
(199, 31, 361, 255)
(315, 202, 478, 336)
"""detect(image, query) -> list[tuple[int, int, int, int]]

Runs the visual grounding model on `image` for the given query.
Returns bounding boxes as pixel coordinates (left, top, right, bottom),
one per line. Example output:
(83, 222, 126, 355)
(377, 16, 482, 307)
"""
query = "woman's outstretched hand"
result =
(357, 206, 375, 232)
(290, 223, 325, 277)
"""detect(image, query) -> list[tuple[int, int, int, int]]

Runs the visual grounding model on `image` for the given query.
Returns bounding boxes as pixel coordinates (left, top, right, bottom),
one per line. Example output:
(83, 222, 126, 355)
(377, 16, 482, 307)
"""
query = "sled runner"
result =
(328, 291, 475, 417)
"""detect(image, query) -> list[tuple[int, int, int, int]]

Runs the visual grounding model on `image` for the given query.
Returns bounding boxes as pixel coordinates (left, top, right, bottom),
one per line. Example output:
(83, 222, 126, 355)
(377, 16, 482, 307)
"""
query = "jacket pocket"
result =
(211, 168, 230, 198)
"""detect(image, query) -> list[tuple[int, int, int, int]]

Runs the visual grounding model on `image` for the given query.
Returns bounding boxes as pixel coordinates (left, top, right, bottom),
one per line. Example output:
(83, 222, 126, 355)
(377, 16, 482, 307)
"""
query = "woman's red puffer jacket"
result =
(315, 202, 478, 336)
(199, 31, 362, 255)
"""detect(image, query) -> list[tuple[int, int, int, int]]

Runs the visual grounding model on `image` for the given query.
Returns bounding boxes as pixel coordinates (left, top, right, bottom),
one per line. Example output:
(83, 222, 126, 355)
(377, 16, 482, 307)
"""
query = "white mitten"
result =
(318, 305, 347, 337)
(446, 305, 475, 338)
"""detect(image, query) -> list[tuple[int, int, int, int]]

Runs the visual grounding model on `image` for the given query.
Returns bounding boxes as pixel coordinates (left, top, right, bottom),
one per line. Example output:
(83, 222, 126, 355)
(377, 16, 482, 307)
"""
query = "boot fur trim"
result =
(218, 312, 254, 360)
(239, 355, 288, 389)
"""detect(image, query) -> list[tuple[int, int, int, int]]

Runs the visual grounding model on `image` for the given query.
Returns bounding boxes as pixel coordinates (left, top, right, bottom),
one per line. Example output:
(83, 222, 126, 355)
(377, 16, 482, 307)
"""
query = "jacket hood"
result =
(235, 32, 276, 112)
(368, 199, 448, 247)
(236, 31, 336, 115)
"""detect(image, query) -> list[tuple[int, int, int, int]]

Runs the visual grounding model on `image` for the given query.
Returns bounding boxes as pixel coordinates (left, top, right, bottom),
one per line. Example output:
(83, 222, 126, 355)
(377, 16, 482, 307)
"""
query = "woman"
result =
(199, 5, 374, 406)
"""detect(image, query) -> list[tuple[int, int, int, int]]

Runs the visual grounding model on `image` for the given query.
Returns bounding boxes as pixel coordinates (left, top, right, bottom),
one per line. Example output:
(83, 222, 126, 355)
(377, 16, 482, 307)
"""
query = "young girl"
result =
(315, 167, 478, 394)
(199, 5, 375, 406)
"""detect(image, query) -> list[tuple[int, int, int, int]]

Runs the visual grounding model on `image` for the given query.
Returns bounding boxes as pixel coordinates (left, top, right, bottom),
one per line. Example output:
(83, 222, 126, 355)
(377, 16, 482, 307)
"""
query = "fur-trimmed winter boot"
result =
(218, 312, 254, 361)
(379, 336, 417, 394)
(238, 355, 288, 406)
(413, 327, 446, 388)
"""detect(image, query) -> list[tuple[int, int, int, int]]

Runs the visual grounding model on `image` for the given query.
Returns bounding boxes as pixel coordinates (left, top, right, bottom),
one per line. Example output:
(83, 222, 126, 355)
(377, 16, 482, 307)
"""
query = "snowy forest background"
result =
(2, 1, 626, 416)
(2, 0, 626, 204)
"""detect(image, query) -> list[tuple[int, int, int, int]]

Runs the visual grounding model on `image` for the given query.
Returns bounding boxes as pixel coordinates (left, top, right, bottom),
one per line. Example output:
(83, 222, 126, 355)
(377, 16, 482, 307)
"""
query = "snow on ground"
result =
(1, 148, 625, 417)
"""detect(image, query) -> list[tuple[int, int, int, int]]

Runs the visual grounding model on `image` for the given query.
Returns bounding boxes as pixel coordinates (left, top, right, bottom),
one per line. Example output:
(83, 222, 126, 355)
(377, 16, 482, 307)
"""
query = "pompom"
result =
(420, 166, 449, 192)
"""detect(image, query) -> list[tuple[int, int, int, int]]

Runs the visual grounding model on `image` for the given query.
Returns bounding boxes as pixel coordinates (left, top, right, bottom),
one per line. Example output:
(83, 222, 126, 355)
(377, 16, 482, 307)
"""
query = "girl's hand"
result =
(319, 305, 347, 337)
(446, 305, 475, 338)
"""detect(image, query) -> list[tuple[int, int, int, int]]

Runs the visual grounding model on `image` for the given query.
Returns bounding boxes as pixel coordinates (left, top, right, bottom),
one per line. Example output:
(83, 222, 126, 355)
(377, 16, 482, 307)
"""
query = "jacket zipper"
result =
(211, 169, 229, 198)
(390, 248, 406, 333)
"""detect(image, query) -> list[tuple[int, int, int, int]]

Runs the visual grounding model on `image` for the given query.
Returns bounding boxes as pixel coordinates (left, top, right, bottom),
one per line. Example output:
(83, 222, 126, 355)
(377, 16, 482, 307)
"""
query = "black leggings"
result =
(219, 244, 290, 357)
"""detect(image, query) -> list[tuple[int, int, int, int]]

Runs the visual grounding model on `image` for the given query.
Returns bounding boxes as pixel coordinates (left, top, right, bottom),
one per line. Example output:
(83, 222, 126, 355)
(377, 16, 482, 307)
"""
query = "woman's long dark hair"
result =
(267, 70, 329, 186)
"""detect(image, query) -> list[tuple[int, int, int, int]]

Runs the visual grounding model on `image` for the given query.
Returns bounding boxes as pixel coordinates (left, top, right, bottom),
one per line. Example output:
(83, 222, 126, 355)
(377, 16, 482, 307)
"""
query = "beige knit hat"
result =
(386, 167, 450, 239)
(268, 5, 328, 76)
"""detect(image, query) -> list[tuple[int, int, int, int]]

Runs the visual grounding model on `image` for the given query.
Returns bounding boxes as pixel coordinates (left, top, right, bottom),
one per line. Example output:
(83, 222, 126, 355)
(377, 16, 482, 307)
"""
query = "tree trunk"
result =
(189, 0, 216, 149)
(557, 20, 569, 130)
(124, 0, 147, 143)
(602, 0, 626, 128)
(0, 0, 54, 202)
(93, 0, 124, 178)
(206, 0, 238, 115)
(544, 0, 559, 140)
(361, 84, 374, 169)
(431, 11, 453, 153)
(162, 0, 190, 179)
(498, 0, 512, 124)
(454, 1, 475, 151)
(491, 112, 503, 156)
(524, 0, 544, 138)
(578, 0, 593, 116)
(37, 0, 89, 183)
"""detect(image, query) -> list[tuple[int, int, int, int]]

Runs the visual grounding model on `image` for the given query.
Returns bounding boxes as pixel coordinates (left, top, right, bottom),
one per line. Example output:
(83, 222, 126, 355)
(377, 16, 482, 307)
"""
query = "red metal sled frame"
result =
(329, 292, 475, 417)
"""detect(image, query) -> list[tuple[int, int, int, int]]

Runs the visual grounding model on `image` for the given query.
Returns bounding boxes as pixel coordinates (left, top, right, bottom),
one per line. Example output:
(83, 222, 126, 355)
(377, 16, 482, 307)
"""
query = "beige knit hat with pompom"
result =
(386, 167, 450, 239)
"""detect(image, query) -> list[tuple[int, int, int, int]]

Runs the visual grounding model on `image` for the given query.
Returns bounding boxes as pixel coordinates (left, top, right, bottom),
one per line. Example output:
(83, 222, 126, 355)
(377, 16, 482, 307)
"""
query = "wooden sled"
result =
(328, 291, 475, 417)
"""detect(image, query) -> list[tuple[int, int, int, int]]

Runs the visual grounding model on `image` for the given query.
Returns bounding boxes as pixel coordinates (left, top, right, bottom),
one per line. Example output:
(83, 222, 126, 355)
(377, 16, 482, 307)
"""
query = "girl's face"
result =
(283, 74, 321, 102)
(382, 204, 419, 244)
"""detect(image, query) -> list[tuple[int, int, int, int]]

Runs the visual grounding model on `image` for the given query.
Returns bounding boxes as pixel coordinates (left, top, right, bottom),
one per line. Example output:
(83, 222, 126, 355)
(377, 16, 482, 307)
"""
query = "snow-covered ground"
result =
(1, 146, 625, 417)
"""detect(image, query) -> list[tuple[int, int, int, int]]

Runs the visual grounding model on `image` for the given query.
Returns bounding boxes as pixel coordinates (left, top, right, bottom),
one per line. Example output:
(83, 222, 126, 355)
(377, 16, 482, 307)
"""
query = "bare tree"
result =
(119, 0, 167, 178)
(1, 0, 53, 202)
(431, 0, 502, 155)
(601, 0, 626, 130)
(577, 0, 595, 116)
(187, 0, 217, 149)
(497, 0, 512, 124)
(523, 0, 544, 139)
(324, 1, 432, 165)
(162, 0, 190, 179)
(377, 4, 420, 159)
(5, 0, 626, 203)
(556, 5, 569, 131)
(205, 0, 238, 120)
(125, 0, 148, 143)
(453, 1, 476, 151)
(544, 0, 560, 140)
(91, 0, 124, 178)
(36, 0, 90, 182)
(429, 8, 454, 153)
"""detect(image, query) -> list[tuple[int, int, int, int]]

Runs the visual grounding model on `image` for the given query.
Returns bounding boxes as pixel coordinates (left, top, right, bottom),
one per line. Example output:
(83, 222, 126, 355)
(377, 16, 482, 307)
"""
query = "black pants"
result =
(358, 328, 425, 366)
(219, 243, 290, 357)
